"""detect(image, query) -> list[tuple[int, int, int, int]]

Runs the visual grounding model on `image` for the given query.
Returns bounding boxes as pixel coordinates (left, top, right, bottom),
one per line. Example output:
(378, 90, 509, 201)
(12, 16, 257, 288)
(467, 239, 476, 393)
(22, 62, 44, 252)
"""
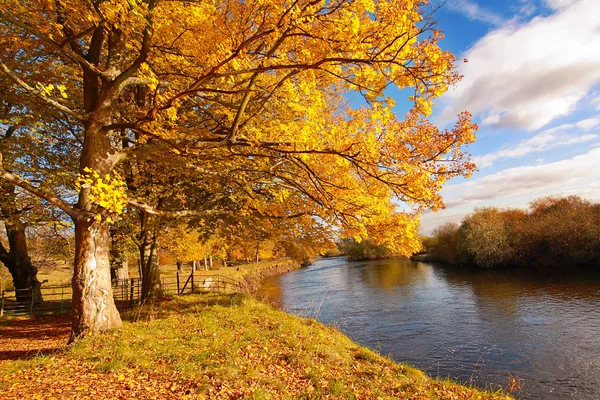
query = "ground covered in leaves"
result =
(0, 315, 70, 361)
(0, 294, 513, 399)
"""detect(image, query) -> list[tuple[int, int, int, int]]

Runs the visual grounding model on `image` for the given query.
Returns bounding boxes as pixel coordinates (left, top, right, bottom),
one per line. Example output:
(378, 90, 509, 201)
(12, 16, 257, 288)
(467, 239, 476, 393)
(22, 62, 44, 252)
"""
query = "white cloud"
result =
(576, 117, 600, 130)
(420, 147, 600, 233)
(439, 0, 600, 131)
(474, 117, 600, 167)
(543, 0, 578, 10)
(446, 0, 505, 26)
(449, 147, 600, 205)
(515, 0, 537, 17)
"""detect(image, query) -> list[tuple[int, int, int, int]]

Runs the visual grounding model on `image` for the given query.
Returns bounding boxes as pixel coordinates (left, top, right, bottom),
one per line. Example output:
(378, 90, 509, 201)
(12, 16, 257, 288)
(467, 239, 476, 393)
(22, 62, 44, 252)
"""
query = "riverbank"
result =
(219, 259, 302, 290)
(0, 293, 512, 399)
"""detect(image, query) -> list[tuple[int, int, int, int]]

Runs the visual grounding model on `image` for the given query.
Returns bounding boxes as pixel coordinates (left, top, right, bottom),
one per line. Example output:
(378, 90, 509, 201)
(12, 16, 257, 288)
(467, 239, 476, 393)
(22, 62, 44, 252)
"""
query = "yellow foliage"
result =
(1, 0, 478, 255)
(77, 168, 128, 217)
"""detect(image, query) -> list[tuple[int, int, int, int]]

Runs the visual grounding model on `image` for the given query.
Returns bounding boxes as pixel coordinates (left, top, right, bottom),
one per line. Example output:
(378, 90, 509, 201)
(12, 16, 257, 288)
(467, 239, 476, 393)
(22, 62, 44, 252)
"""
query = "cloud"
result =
(513, 0, 537, 17)
(474, 117, 600, 167)
(446, 146, 600, 207)
(543, 0, 578, 10)
(439, 0, 600, 131)
(591, 96, 600, 111)
(420, 147, 600, 233)
(445, 0, 505, 26)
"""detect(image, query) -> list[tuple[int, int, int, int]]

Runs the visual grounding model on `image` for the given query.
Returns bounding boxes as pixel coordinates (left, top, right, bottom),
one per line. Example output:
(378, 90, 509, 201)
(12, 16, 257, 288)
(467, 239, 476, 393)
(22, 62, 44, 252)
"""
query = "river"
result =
(257, 257, 600, 399)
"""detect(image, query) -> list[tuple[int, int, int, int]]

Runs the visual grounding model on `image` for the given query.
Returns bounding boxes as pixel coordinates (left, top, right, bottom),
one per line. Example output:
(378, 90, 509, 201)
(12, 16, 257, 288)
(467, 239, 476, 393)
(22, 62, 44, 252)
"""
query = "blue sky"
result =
(405, 0, 600, 234)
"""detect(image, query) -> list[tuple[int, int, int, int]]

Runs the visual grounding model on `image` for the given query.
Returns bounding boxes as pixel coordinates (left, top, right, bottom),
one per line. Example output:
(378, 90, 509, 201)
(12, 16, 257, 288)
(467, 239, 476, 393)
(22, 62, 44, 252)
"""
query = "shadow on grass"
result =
(0, 347, 64, 361)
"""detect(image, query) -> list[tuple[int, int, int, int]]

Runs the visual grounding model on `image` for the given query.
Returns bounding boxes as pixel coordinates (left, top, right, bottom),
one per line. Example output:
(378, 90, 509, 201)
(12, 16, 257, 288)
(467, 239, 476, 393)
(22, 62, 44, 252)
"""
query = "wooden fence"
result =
(0, 269, 244, 318)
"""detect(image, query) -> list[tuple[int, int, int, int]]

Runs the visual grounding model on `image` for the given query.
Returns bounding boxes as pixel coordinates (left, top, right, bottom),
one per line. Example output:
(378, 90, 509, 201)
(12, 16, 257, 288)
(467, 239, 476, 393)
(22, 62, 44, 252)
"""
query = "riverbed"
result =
(258, 257, 600, 399)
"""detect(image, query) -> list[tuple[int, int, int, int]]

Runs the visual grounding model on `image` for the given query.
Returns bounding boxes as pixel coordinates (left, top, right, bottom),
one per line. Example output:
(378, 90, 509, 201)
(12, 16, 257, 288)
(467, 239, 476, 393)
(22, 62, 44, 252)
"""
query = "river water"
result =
(257, 257, 600, 399)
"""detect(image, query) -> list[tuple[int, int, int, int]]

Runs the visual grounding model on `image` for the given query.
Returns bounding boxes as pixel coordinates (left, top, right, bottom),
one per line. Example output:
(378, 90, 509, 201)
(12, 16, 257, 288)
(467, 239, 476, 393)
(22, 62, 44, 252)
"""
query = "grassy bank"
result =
(0, 294, 511, 399)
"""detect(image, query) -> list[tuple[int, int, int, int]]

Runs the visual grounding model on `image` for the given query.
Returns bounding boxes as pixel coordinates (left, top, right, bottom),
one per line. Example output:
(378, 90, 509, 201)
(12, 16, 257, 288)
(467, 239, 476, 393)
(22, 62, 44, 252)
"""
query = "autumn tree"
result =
(521, 196, 600, 270)
(460, 208, 520, 268)
(0, 0, 476, 340)
(0, 83, 79, 301)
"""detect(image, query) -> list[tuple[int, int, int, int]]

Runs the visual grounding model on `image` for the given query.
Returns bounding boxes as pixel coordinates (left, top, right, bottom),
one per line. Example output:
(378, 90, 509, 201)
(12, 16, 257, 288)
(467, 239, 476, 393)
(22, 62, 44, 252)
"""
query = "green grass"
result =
(0, 293, 512, 399)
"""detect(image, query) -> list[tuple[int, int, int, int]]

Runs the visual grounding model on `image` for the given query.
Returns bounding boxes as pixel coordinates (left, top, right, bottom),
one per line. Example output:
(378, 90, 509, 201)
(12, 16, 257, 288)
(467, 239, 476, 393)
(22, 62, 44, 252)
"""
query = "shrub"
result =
(426, 196, 600, 271)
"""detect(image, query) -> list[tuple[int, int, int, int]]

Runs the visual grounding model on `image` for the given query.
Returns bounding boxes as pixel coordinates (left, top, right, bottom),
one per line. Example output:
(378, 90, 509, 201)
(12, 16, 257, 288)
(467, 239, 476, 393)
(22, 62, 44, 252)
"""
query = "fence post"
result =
(176, 271, 180, 295)
(191, 268, 194, 293)
(29, 288, 34, 316)
(1, 288, 4, 318)
(130, 278, 135, 306)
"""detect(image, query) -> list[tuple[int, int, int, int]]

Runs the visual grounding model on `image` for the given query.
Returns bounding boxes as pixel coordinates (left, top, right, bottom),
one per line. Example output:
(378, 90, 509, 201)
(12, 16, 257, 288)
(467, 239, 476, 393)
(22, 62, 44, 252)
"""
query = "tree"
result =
(0, 86, 79, 302)
(426, 222, 462, 264)
(0, 0, 476, 340)
(460, 207, 518, 268)
(521, 196, 600, 270)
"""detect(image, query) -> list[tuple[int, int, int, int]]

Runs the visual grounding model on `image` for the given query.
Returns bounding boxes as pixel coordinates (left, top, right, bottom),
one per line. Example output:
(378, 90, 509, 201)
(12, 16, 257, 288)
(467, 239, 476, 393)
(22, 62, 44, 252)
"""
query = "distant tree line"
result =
(422, 196, 600, 271)
(331, 238, 393, 261)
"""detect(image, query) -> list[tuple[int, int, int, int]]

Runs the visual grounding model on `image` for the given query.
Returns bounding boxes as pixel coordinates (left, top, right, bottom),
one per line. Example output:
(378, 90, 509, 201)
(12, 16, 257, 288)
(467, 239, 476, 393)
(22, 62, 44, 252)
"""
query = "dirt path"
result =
(0, 315, 71, 361)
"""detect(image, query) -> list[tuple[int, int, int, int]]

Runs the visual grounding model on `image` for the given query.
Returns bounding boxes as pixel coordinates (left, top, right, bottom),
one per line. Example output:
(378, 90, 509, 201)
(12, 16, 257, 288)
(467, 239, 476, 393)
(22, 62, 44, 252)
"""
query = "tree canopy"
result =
(0, 0, 476, 338)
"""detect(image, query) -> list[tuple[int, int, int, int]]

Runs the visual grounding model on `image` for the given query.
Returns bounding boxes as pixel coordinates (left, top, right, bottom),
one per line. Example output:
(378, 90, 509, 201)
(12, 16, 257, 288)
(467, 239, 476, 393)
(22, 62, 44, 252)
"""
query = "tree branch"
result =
(0, 62, 85, 121)
(127, 199, 306, 220)
(127, 198, 234, 218)
(0, 154, 76, 218)
(0, 13, 110, 79)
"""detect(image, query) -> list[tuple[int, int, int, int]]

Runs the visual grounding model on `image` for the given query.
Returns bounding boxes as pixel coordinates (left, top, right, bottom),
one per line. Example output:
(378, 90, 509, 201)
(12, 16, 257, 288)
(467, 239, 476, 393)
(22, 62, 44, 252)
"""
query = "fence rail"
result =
(1, 269, 244, 318)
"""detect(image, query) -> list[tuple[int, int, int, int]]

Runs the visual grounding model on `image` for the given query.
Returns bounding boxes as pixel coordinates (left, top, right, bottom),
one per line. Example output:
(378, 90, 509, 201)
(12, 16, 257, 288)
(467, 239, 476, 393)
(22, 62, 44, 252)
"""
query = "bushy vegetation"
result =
(425, 196, 600, 271)
(339, 238, 394, 261)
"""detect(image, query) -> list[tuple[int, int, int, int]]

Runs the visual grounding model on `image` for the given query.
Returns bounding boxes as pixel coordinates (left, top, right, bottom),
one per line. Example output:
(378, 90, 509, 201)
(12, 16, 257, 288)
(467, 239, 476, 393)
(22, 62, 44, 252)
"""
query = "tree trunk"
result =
(109, 224, 130, 283)
(0, 182, 42, 304)
(70, 92, 123, 340)
(111, 258, 129, 282)
(139, 212, 161, 301)
(140, 238, 161, 300)
(71, 216, 121, 340)
(0, 222, 42, 304)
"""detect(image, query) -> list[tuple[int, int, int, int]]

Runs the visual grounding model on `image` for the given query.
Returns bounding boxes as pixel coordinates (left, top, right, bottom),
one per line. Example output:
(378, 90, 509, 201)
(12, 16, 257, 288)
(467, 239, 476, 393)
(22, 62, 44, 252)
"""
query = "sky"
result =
(402, 0, 600, 234)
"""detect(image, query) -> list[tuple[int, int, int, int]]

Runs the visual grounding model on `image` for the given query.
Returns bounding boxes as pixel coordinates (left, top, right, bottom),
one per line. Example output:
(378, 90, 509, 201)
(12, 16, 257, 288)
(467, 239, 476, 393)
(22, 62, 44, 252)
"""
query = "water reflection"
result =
(258, 257, 600, 399)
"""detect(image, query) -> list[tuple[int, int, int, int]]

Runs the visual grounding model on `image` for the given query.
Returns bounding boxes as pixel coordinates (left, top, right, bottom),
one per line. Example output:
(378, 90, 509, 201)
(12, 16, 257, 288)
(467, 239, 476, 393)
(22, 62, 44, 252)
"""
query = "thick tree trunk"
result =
(70, 89, 123, 340)
(71, 216, 121, 340)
